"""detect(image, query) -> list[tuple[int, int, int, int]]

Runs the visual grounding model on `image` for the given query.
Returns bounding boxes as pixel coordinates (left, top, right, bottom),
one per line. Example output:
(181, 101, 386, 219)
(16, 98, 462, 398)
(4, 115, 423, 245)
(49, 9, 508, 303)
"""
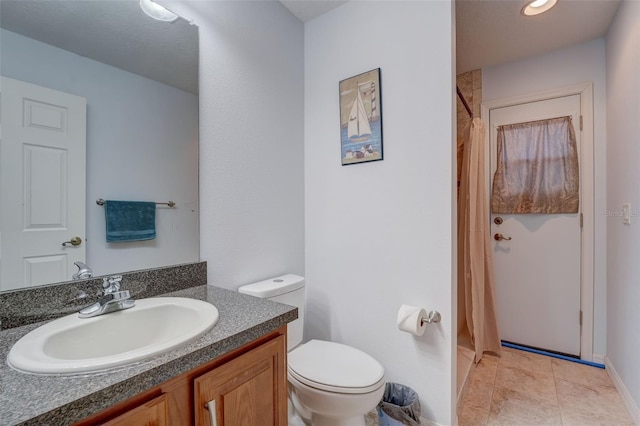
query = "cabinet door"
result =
(194, 335, 287, 426)
(102, 394, 168, 426)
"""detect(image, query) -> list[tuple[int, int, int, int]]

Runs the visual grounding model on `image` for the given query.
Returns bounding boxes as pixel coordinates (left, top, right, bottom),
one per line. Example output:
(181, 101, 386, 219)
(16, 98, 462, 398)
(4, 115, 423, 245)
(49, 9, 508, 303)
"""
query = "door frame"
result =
(481, 82, 594, 361)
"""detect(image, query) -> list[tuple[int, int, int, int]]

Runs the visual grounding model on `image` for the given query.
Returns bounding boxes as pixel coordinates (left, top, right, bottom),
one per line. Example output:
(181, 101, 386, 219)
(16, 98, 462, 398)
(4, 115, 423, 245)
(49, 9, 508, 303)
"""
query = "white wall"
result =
(305, 2, 456, 424)
(163, 1, 305, 288)
(605, 0, 640, 419)
(483, 38, 608, 358)
(1, 29, 199, 278)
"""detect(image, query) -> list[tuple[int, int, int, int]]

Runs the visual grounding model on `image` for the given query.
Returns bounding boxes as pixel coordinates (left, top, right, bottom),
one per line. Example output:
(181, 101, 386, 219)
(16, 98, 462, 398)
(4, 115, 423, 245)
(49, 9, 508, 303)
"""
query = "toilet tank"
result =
(238, 274, 304, 350)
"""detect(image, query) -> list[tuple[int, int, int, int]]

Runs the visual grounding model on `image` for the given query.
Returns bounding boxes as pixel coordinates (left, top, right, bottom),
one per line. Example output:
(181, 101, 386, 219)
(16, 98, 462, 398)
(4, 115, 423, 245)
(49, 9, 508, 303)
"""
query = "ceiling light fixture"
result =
(139, 0, 178, 22)
(522, 0, 558, 16)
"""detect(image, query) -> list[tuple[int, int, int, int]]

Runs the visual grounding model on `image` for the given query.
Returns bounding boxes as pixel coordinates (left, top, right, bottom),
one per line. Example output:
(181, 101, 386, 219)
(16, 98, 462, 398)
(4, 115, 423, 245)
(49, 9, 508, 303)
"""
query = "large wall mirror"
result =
(0, 0, 199, 291)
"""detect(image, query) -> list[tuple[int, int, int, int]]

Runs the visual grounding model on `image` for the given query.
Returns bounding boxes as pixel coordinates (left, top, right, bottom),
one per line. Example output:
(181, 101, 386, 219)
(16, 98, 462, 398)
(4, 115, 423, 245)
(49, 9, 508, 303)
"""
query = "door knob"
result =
(494, 233, 512, 241)
(62, 236, 82, 247)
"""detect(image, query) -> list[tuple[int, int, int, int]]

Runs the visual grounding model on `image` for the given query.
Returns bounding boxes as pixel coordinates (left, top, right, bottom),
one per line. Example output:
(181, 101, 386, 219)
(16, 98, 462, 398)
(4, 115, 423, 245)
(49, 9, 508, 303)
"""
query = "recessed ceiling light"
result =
(522, 0, 558, 16)
(139, 0, 178, 22)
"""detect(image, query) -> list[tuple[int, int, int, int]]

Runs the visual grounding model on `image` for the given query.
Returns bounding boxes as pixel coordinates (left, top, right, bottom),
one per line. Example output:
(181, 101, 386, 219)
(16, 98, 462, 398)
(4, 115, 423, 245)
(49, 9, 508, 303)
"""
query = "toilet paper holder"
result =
(421, 310, 441, 325)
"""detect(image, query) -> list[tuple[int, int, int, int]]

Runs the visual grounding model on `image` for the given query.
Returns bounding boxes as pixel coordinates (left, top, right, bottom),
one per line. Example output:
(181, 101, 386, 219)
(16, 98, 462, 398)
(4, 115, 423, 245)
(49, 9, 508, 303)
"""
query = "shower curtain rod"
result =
(456, 86, 473, 119)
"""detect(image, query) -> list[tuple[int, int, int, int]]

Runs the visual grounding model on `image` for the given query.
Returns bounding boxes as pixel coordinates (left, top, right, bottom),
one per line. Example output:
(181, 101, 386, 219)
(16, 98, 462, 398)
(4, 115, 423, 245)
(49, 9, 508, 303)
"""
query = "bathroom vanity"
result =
(77, 328, 287, 425)
(0, 285, 297, 425)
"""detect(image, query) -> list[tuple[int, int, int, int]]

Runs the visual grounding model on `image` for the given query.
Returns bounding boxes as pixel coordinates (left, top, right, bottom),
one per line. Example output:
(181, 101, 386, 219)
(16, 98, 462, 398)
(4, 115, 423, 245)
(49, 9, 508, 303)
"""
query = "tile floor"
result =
(458, 347, 635, 425)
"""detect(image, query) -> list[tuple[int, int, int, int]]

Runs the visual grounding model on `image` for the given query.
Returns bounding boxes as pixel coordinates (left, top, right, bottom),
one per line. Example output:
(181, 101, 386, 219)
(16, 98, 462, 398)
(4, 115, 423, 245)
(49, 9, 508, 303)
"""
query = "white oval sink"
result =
(7, 297, 218, 375)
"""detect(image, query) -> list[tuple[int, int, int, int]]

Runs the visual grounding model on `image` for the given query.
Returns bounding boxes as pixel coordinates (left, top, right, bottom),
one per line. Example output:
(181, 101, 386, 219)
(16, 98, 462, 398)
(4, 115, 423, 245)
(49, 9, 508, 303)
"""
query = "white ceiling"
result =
(3, 0, 620, 93)
(0, 0, 198, 94)
(280, 0, 621, 74)
(280, 0, 347, 22)
(456, 0, 621, 73)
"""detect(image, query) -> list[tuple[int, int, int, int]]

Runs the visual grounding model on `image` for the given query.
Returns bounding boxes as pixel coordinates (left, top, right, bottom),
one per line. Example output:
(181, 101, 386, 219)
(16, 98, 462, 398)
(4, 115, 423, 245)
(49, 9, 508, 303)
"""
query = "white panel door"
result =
(489, 94, 582, 356)
(1, 77, 86, 290)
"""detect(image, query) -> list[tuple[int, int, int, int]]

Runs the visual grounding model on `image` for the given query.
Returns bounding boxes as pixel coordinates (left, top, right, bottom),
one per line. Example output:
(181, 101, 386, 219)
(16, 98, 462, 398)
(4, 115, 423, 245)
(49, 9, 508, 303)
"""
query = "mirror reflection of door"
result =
(0, 77, 86, 290)
(0, 1, 200, 291)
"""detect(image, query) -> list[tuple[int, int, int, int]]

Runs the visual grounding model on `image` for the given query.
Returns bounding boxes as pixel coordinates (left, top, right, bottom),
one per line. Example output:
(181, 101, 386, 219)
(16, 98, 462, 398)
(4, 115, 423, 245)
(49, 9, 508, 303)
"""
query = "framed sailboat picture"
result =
(339, 68, 383, 165)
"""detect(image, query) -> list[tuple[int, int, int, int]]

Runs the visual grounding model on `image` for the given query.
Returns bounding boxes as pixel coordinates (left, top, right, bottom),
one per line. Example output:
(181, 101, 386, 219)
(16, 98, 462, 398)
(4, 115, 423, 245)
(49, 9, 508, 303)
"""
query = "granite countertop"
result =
(0, 285, 297, 425)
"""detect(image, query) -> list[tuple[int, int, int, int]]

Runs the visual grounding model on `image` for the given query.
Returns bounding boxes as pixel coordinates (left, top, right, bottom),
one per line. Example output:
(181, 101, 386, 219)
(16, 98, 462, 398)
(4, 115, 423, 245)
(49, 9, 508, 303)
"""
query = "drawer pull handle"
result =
(205, 400, 217, 426)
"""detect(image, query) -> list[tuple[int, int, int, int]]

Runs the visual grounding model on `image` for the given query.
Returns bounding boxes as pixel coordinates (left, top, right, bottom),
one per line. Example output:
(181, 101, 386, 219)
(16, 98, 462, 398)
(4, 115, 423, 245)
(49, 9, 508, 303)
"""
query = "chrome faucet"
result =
(72, 261, 93, 280)
(78, 275, 135, 318)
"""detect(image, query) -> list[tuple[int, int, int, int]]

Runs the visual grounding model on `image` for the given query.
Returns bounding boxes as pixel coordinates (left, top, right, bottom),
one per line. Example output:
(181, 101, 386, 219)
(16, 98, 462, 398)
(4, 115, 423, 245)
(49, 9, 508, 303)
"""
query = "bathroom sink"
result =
(7, 297, 219, 375)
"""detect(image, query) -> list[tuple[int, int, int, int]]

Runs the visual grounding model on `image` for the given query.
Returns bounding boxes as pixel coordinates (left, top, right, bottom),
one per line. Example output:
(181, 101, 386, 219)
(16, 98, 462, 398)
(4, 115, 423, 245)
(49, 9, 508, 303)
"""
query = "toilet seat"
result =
(288, 340, 385, 394)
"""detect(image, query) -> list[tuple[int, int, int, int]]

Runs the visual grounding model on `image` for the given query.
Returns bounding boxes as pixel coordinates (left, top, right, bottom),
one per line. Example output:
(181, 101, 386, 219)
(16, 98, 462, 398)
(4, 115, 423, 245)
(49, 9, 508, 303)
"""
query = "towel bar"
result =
(96, 198, 175, 207)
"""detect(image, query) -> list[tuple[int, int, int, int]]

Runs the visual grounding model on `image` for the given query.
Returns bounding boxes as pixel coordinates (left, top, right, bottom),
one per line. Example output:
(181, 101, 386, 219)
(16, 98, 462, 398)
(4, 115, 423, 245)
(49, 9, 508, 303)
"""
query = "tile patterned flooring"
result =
(458, 347, 635, 425)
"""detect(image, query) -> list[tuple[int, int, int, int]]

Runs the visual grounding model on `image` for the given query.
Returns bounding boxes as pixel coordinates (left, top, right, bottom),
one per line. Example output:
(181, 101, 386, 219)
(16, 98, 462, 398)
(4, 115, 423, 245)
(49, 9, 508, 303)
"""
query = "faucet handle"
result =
(102, 275, 123, 293)
(102, 277, 112, 291)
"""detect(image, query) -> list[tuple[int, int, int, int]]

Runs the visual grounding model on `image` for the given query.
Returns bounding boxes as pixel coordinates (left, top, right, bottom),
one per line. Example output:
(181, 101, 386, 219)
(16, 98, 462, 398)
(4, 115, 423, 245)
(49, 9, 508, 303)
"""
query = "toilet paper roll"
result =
(396, 304, 427, 336)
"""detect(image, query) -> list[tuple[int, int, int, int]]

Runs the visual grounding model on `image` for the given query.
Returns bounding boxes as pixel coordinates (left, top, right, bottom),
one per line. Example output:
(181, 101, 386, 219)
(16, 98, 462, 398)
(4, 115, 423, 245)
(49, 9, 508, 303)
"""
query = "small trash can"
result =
(377, 382, 421, 426)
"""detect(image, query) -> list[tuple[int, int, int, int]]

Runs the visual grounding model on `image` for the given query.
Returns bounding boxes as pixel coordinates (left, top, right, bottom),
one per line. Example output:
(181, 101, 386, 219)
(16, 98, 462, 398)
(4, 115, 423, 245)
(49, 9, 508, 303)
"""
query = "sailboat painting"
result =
(339, 68, 383, 165)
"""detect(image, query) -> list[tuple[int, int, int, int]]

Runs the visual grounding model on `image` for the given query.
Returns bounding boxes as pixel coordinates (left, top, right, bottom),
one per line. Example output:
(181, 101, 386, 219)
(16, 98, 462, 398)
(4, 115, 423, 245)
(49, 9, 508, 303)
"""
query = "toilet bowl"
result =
(288, 339, 385, 426)
(238, 275, 385, 426)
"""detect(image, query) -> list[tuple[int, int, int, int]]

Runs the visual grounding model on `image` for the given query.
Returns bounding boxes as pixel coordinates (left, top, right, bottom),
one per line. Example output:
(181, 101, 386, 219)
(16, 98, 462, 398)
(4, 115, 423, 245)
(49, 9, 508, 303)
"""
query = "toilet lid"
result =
(288, 340, 384, 394)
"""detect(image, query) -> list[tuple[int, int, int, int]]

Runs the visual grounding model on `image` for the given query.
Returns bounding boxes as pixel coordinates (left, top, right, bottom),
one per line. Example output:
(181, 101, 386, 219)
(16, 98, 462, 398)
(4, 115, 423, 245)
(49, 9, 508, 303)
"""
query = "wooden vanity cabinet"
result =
(194, 335, 287, 426)
(74, 327, 287, 426)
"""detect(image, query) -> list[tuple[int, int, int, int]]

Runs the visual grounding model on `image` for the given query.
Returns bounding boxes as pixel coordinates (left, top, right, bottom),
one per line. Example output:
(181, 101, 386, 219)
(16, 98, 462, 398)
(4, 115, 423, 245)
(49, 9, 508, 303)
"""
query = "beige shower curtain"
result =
(458, 117, 501, 363)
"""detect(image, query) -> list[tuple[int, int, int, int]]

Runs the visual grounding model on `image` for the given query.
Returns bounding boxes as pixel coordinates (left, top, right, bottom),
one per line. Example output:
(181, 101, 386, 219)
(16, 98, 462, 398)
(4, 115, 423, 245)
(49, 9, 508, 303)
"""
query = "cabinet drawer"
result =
(103, 393, 168, 426)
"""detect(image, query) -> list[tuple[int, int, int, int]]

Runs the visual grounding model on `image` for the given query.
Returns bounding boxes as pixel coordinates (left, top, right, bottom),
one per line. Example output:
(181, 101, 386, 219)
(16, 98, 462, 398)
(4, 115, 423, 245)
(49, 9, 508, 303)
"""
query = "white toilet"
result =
(238, 274, 385, 426)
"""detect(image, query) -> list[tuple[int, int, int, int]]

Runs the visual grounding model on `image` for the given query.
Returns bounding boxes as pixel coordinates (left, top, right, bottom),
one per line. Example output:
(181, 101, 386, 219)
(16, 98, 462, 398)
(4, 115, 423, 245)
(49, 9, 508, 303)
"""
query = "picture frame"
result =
(339, 68, 383, 166)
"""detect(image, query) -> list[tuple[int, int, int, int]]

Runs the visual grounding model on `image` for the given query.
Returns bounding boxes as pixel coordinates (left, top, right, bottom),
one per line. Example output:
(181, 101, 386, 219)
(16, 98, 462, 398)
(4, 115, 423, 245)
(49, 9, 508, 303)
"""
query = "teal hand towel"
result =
(104, 200, 156, 242)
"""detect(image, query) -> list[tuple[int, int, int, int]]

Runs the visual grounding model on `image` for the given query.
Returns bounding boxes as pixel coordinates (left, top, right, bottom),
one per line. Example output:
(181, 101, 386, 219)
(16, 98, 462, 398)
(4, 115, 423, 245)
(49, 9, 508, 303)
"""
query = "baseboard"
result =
(592, 353, 605, 364)
(456, 356, 475, 412)
(420, 417, 442, 426)
(604, 356, 640, 425)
